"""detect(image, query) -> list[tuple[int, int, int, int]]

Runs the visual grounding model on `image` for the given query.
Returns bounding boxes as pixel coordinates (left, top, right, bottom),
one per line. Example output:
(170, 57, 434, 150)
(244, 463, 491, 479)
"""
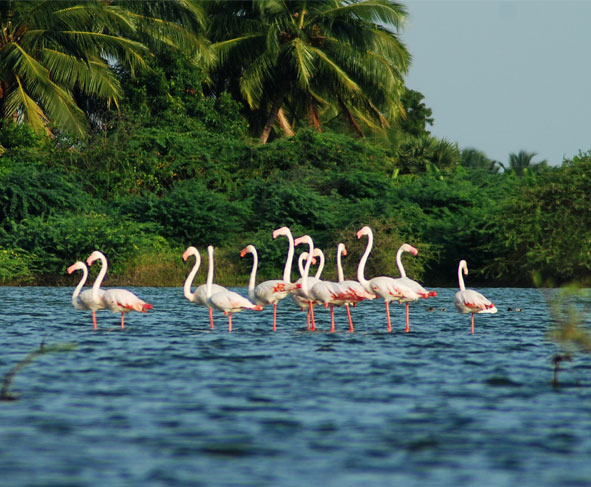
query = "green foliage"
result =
(398, 89, 434, 137)
(396, 135, 460, 175)
(118, 179, 250, 245)
(0, 248, 36, 284)
(0, 163, 91, 231)
(487, 152, 591, 284)
(379, 169, 513, 282)
(460, 147, 502, 173)
(1, 212, 161, 278)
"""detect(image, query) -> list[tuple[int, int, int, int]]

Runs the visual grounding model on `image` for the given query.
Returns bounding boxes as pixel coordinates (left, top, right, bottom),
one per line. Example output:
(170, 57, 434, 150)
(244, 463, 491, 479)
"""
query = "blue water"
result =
(0, 286, 589, 487)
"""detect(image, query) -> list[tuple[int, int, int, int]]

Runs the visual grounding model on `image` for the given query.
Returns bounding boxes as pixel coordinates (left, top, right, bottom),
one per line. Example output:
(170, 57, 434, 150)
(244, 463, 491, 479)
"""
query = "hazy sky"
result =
(401, 0, 590, 165)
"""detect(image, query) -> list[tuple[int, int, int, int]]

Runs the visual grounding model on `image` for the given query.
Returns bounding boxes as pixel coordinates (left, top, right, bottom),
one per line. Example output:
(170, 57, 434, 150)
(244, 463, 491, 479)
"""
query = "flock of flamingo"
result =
(68, 226, 498, 334)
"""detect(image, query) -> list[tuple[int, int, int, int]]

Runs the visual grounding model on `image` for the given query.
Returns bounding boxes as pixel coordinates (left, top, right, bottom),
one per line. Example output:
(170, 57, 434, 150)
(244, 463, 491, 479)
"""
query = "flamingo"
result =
(293, 235, 318, 331)
(391, 243, 438, 333)
(454, 259, 497, 334)
(67, 261, 106, 330)
(290, 251, 317, 328)
(86, 251, 153, 329)
(357, 226, 420, 332)
(205, 246, 263, 332)
(291, 248, 323, 330)
(309, 244, 371, 333)
(182, 245, 226, 329)
(333, 243, 376, 332)
(240, 244, 300, 331)
(309, 270, 343, 333)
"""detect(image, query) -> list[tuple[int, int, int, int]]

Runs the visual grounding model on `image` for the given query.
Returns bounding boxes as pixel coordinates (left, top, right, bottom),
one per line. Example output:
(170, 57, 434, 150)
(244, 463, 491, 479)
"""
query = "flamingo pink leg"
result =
(346, 304, 354, 332)
(329, 305, 335, 333)
(228, 313, 233, 333)
(92, 311, 98, 330)
(209, 308, 214, 329)
(306, 307, 311, 330)
(471, 314, 475, 335)
(120, 313, 125, 329)
(272, 303, 277, 332)
(405, 302, 410, 333)
(385, 301, 392, 333)
(310, 303, 316, 331)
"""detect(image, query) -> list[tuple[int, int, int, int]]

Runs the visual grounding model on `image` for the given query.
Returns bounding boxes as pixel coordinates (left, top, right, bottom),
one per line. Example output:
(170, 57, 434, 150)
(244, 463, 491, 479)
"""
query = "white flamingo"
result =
(205, 246, 263, 332)
(391, 243, 437, 333)
(291, 247, 323, 330)
(182, 245, 226, 329)
(357, 226, 420, 332)
(67, 261, 106, 330)
(293, 235, 318, 331)
(333, 243, 376, 332)
(454, 259, 497, 334)
(309, 243, 372, 333)
(86, 251, 153, 329)
(240, 244, 300, 331)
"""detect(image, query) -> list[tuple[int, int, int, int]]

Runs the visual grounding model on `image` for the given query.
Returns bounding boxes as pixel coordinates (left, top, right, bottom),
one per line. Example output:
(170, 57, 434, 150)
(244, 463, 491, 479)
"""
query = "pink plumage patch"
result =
(272, 283, 286, 293)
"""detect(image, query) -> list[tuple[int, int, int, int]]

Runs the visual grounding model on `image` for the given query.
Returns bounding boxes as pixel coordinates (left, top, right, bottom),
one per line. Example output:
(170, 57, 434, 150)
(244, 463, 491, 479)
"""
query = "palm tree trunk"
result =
(260, 81, 289, 144)
(277, 108, 294, 137)
(308, 97, 322, 132)
(338, 97, 364, 138)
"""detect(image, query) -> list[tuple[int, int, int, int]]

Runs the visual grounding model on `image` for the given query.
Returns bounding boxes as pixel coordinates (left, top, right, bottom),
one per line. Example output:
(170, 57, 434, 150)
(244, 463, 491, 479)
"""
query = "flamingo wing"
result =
(310, 281, 342, 306)
(369, 276, 420, 302)
(104, 289, 153, 313)
(254, 280, 298, 305)
(454, 289, 497, 314)
(210, 290, 263, 313)
(339, 280, 376, 302)
(79, 289, 106, 311)
(397, 276, 437, 299)
(194, 283, 226, 306)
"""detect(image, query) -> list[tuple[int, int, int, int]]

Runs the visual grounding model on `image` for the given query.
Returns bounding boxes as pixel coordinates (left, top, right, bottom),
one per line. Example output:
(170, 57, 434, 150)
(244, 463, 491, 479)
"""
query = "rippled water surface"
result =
(1, 286, 589, 487)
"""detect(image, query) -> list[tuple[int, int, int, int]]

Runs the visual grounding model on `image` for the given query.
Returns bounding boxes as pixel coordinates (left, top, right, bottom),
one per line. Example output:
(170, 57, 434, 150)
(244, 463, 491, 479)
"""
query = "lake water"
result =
(0, 286, 589, 487)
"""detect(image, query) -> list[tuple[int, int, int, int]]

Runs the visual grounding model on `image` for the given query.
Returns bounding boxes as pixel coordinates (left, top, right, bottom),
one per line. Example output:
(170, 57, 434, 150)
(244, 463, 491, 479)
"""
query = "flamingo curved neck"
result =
(357, 229, 373, 287)
(247, 248, 258, 300)
(72, 265, 88, 306)
(206, 246, 215, 299)
(298, 253, 307, 277)
(337, 244, 345, 283)
(314, 249, 325, 279)
(301, 239, 314, 294)
(282, 231, 295, 283)
(92, 254, 108, 302)
(183, 252, 201, 301)
(396, 246, 408, 278)
(458, 265, 466, 291)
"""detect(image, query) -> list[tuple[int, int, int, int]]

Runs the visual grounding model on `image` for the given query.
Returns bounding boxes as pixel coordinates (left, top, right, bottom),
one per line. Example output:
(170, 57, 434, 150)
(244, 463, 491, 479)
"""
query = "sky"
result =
(401, 0, 591, 165)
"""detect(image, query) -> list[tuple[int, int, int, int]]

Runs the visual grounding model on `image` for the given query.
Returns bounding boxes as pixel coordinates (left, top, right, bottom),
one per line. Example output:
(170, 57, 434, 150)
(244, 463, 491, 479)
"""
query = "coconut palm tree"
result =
(0, 1, 210, 138)
(0, 1, 150, 137)
(506, 150, 548, 177)
(206, 0, 410, 143)
(460, 148, 502, 173)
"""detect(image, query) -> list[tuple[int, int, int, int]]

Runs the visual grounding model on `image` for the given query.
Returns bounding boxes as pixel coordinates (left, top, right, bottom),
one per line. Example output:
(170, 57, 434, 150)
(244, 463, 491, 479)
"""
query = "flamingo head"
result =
(459, 259, 468, 275)
(182, 246, 198, 262)
(240, 245, 256, 258)
(356, 226, 371, 239)
(67, 262, 85, 274)
(401, 243, 418, 256)
(337, 243, 347, 257)
(272, 227, 291, 239)
(294, 235, 312, 247)
(86, 250, 105, 267)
